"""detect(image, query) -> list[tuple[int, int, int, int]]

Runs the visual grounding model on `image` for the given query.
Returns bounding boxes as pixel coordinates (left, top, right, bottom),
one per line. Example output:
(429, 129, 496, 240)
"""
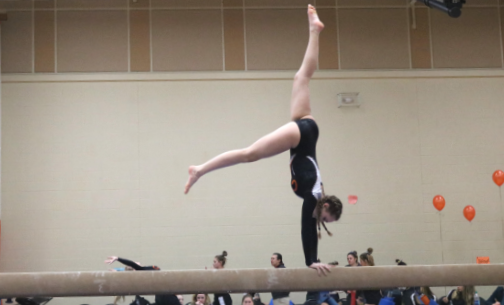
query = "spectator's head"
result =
(454, 286, 475, 305)
(213, 251, 228, 269)
(395, 259, 407, 266)
(359, 248, 375, 266)
(315, 196, 343, 238)
(328, 261, 339, 266)
(177, 295, 184, 305)
(242, 294, 254, 305)
(271, 253, 283, 268)
(193, 294, 210, 305)
(347, 251, 358, 266)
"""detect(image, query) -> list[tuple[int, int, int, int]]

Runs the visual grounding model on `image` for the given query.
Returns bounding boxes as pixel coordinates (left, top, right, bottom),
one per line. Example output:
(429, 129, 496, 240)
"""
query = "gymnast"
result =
(105, 256, 181, 305)
(184, 4, 342, 275)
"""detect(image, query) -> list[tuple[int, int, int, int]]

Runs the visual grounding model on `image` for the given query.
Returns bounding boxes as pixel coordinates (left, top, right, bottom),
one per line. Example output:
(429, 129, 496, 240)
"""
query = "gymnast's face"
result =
(321, 203, 336, 223)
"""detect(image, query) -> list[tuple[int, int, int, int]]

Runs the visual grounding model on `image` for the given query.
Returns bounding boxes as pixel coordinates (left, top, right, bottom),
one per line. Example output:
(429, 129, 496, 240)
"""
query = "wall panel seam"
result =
(428, 8, 433, 69)
(336, 6, 341, 70)
(243, 0, 247, 71)
(54, 0, 58, 73)
(149, 0, 153, 72)
(498, 1, 504, 68)
(407, 5, 412, 69)
(221, 2, 225, 71)
(127, 0, 131, 73)
(31, 0, 35, 74)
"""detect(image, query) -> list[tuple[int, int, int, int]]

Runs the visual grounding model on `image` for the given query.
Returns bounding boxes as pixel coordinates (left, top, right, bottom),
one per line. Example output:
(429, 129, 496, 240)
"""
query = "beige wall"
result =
(1, 70, 504, 304)
(1, 0, 504, 73)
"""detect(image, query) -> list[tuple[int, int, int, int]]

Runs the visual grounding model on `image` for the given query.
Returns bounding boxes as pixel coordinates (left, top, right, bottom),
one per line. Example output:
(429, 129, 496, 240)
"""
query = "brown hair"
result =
(242, 294, 254, 305)
(420, 287, 434, 299)
(192, 294, 211, 305)
(215, 251, 228, 267)
(359, 248, 375, 266)
(453, 286, 474, 305)
(328, 261, 339, 266)
(315, 195, 343, 238)
(396, 259, 407, 266)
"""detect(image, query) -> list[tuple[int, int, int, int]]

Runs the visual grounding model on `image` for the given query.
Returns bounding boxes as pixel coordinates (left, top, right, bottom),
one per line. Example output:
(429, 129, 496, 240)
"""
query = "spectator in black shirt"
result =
(212, 251, 233, 305)
(270, 253, 291, 305)
(358, 249, 382, 305)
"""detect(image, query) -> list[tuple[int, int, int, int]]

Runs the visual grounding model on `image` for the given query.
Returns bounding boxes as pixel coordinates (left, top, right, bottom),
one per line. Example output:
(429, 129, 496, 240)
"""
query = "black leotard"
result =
(289, 118, 323, 267)
(118, 257, 160, 271)
(117, 258, 180, 305)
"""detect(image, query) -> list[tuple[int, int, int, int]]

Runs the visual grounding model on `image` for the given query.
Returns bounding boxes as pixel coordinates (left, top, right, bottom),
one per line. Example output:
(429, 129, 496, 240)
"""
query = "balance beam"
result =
(1, 264, 503, 298)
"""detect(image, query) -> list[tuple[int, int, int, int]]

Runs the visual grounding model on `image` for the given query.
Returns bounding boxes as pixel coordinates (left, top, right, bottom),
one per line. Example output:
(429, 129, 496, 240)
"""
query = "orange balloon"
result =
(493, 170, 504, 187)
(463, 205, 475, 222)
(433, 195, 445, 211)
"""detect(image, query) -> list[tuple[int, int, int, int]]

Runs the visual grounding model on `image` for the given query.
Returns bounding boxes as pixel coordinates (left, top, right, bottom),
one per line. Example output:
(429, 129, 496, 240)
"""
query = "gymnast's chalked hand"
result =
(105, 256, 118, 264)
(309, 262, 331, 276)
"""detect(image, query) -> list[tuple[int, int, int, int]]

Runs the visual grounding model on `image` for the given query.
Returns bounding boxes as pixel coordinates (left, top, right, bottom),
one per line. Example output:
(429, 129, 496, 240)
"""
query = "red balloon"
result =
(493, 170, 504, 187)
(463, 205, 475, 222)
(433, 195, 445, 211)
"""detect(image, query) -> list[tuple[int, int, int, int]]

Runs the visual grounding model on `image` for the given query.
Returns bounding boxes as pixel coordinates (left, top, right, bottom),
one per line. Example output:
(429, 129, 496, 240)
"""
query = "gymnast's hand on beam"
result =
(105, 256, 119, 264)
(309, 262, 331, 276)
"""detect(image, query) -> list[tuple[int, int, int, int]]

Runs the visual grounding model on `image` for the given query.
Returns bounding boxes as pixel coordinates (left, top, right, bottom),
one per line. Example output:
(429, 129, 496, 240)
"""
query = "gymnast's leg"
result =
(290, 4, 324, 121)
(184, 5, 324, 194)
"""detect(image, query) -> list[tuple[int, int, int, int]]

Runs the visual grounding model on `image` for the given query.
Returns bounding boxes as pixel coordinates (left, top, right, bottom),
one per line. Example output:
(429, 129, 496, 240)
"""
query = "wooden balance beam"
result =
(0, 264, 503, 298)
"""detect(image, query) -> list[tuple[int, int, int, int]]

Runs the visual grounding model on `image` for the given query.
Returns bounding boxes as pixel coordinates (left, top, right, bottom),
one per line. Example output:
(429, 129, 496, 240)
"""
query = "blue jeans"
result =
(319, 292, 339, 305)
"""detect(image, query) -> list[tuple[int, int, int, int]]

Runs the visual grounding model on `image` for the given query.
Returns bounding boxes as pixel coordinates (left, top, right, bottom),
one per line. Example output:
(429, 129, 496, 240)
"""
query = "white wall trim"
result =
(3, 69, 504, 83)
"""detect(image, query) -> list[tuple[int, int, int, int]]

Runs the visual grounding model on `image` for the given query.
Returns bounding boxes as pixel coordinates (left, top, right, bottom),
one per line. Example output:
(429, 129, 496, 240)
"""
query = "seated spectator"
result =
(358, 248, 382, 305)
(378, 259, 408, 305)
(346, 251, 360, 267)
(271, 253, 290, 305)
(243, 295, 255, 305)
(212, 251, 233, 305)
(413, 287, 436, 305)
(192, 294, 212, 305)
(438, 286, 475, 305)
(342, 251, 361, 305)
(483, 286, 504, 305)
(178, 295, 185, 305)
(318, 261, 339, 305)
(327, 261, 341, 304)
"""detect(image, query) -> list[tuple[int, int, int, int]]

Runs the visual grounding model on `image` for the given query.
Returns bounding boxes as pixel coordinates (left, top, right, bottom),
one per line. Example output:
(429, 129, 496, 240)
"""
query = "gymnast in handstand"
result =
(184, 4, 342, 275)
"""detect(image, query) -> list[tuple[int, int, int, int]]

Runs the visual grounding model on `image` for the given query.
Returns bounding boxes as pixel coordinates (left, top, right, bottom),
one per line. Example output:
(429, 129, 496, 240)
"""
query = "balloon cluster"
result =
(432, 169, 503, 222)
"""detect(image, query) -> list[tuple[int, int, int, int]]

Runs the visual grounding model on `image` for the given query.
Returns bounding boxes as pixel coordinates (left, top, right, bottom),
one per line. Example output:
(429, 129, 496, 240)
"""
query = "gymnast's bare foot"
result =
(184, 166, 201, 194)
(308, 5, 324, 33)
